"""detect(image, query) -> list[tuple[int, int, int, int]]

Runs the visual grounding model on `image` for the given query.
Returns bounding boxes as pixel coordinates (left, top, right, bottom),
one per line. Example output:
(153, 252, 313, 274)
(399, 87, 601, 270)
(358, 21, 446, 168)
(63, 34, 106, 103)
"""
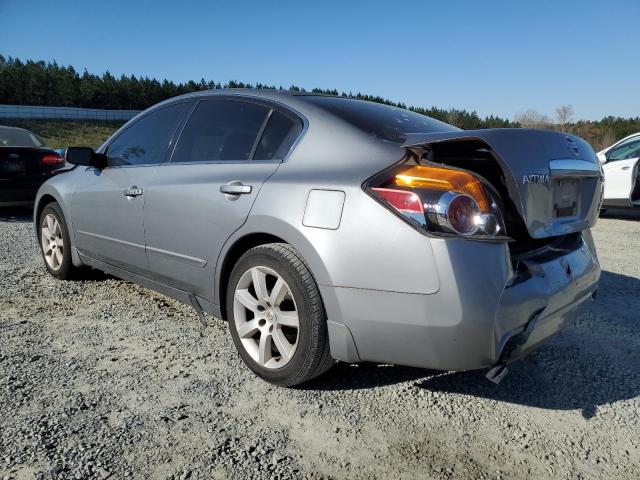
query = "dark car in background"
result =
(0, 125, 65, 206)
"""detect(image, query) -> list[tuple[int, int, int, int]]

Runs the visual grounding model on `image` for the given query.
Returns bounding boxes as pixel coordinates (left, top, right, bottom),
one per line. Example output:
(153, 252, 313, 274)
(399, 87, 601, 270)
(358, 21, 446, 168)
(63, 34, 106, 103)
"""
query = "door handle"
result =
(124, 186, 144, 197)
(621, 166, 631, 170)
(220, 182, 252, 195)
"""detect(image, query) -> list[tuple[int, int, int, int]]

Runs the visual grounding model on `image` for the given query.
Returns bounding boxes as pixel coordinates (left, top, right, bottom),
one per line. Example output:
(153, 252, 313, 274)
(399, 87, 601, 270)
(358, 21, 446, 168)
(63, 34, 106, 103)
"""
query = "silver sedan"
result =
(34, 90, 602, 386)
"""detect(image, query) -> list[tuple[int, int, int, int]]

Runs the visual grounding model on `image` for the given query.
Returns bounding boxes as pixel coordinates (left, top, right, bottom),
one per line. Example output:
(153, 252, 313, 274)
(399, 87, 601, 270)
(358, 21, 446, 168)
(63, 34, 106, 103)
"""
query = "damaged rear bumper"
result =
(486, 290, 595, 383)
(322, 230, 600, 372)
(493, 234, 600, 364)
(496, 289, 595, 366)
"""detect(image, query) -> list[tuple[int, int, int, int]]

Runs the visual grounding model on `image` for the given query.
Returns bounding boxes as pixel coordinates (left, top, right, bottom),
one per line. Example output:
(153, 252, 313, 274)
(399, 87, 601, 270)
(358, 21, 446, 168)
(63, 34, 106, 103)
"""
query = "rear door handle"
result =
(621, 166, 631, 170)
(220, 182, 252, 195)
(124, 186, 144, 197)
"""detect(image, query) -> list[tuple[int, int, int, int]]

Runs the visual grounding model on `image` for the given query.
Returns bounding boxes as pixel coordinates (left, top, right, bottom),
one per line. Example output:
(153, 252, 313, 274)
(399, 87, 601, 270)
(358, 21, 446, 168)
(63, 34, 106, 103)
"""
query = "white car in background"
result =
(598, 132, 640, 209)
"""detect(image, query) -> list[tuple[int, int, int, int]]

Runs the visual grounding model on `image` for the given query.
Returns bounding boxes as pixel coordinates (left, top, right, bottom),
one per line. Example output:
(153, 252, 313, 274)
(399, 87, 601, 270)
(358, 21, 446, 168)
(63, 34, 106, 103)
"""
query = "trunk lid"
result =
(403, 129, 603, 239)
(0, 147, 62, 179)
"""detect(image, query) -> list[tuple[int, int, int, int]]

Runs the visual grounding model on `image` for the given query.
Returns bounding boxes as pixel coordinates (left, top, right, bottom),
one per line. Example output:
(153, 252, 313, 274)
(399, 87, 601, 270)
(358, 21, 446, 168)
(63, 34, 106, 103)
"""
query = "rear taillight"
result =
(436, 192, 481, 235)
(395, 166, 490, 212)
(372, 187, 425, 227)
(366, 164, 505, 239)
(41, 153, 64, 165)
(371, 188, 423, 214)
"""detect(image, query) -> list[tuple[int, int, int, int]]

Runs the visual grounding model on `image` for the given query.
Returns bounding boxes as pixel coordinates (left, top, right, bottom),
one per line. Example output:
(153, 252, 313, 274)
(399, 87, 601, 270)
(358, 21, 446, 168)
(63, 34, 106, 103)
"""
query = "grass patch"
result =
(0, 119, 124, 150)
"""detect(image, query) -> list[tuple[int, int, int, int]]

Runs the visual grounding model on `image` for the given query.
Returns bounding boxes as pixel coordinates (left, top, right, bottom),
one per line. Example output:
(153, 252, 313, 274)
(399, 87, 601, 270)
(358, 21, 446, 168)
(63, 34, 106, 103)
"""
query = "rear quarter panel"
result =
(215, 122, 441, 303)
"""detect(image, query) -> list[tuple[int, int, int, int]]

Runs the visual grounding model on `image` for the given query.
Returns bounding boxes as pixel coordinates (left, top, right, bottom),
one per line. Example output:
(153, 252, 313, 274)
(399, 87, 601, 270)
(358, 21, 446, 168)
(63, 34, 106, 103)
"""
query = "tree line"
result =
(1, 55, 638, 149)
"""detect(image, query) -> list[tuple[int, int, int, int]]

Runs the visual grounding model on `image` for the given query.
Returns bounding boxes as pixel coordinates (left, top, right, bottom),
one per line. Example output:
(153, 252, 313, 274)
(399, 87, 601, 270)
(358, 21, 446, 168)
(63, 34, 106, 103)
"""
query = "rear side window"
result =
(107, 102, 187, 166)
(254, 111, 303, 160)
(172, 99, 269, 162)
(303, 96, 458, 143)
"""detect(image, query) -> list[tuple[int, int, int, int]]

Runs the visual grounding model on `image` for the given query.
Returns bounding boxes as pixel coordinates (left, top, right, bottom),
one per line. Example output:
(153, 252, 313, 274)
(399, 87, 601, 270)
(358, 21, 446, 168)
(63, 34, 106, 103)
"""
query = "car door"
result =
(71, 102, 189, 272)
(143, 97, 303, 301)
(602, 137, 640, 202)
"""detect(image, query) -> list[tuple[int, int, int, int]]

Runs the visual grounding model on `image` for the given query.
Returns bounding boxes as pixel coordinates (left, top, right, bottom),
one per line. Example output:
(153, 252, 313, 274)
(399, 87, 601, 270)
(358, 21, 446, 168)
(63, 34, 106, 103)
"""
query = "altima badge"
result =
(522, 174, 549, 184)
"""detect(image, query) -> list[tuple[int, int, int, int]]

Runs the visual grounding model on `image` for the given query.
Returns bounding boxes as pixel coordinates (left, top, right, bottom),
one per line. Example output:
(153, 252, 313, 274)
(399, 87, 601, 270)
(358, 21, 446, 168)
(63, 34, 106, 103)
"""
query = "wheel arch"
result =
(34, 193, 58, 225)
(217, 232, 285, 320)
(33, 185, 83, 267)
(215, 217, 333, 321)
(33, 190, 64, 242)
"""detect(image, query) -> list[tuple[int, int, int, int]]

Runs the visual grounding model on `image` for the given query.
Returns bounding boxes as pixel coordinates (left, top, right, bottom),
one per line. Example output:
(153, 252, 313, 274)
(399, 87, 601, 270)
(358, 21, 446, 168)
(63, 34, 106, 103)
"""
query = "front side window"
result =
(607, 138, 640, 162)
(107, 102, 187, 166)
(172, 99, 269, 163)
(254, 111, 303, 160)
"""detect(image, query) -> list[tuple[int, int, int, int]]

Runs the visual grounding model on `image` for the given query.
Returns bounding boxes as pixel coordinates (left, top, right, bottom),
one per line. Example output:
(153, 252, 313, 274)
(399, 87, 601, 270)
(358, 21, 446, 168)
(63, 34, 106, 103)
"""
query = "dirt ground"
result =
(1, 207, 639, 480)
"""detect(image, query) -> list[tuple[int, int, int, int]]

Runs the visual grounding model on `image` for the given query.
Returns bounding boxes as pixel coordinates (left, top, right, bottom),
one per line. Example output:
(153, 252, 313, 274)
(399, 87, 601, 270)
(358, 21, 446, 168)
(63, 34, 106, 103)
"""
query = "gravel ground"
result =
(1, 207, 639, 480)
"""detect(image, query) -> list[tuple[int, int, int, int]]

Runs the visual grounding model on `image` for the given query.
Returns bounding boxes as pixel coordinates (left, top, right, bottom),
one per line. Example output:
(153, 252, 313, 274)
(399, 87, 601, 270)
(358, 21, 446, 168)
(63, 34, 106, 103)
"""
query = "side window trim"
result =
(103, 100, 193, 168)
(164, 99, 198, 164)
(248, 109, 274, 160)
(167, 95, 307, 165)
(168, 97, 270, 165)
(252, 108, 305, 162)
(167, 99, 200, 165)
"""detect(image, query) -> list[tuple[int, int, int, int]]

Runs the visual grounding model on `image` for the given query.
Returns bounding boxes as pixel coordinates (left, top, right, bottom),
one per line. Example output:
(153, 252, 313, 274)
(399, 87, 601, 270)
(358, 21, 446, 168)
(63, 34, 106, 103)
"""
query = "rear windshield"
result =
(303, 96, 459, 143)
(0, 127, 46, 147)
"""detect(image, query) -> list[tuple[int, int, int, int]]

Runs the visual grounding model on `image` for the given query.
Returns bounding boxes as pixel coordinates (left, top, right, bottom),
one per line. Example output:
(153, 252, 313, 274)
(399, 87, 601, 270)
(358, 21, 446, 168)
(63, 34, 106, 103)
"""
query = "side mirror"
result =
(65, 147, 108, 169)
(596, 152, 607, 164)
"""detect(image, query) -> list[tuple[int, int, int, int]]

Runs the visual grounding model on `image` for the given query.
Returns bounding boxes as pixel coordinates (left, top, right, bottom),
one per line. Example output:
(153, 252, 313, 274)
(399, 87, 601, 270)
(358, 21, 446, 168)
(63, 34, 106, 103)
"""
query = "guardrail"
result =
(0, 104, 140, 121)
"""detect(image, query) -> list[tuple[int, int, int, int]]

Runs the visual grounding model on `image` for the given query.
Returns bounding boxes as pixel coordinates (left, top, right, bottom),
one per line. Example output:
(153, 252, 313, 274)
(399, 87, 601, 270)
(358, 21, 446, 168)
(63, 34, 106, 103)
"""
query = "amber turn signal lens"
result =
(394, 166, 490, 212)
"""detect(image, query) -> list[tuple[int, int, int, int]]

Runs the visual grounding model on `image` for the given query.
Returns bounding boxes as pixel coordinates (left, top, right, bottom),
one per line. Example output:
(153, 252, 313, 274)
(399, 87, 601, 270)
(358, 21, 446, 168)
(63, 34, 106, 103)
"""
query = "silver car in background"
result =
(34, 90, 602, 386)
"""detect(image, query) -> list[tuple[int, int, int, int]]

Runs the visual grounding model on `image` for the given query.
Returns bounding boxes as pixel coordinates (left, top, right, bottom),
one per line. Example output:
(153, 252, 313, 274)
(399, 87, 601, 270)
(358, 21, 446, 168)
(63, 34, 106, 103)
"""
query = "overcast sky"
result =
(1, 0, 638, 121)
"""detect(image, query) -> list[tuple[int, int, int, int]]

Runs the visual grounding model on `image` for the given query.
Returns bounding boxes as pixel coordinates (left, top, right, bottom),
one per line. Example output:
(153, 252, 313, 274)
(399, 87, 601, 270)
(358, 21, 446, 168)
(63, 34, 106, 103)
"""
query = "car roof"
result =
(172, 88, 324, 98)
(165, 88, 321, 103)
(154, 88, 380, 118)
(599, 131, 640, 154)
(99, 89, 349, 149)
(0, 125, 34, 133)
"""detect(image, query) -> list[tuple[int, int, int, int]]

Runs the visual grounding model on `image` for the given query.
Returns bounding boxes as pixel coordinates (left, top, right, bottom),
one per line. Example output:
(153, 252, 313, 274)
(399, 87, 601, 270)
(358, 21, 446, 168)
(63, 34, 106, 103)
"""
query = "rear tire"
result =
(226, 243, 334, 387)
(38, 202, 81, 280)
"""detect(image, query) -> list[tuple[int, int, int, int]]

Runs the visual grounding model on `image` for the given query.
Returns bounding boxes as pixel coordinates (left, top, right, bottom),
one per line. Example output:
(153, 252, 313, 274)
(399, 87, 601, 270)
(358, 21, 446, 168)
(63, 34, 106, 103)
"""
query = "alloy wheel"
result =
(41, 213, 64, 271)
(233, 266, 300, 369)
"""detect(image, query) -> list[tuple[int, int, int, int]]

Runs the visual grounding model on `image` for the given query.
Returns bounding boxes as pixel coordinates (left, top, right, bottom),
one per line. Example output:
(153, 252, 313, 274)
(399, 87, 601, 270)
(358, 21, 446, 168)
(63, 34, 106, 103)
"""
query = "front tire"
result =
(39, 202, 79, 280)
(226, 243, 333, 386)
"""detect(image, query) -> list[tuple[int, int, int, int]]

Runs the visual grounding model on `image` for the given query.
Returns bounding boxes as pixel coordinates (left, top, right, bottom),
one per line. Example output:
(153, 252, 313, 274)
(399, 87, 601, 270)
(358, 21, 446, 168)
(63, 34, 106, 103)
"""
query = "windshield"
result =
(303, 96, 459, 143)
(0, 127, 46, 147)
